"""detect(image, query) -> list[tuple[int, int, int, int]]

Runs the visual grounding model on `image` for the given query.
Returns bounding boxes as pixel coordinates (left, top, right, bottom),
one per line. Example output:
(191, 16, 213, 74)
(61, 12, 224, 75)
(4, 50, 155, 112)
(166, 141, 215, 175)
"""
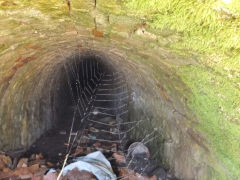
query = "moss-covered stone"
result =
(0, 0, 239, 179)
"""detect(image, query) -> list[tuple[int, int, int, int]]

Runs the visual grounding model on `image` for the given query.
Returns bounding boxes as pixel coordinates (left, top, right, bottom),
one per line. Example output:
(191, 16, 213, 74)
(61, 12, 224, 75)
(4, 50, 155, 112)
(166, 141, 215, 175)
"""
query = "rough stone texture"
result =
(0, 1, 232, 179)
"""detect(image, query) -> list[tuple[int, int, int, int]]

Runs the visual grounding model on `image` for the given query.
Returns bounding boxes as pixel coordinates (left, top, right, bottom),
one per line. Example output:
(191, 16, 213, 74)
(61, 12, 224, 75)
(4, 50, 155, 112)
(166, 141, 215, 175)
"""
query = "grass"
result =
(124, 0, 240, 178)
(125, 0, 240, 53)
(179, 65, 240, 179)
(1, 0, 240, 177)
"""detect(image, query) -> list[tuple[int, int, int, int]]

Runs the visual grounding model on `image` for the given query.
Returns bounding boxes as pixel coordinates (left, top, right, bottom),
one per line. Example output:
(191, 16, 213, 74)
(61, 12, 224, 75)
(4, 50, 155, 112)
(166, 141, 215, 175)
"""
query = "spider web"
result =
(55, 44, 162, 179)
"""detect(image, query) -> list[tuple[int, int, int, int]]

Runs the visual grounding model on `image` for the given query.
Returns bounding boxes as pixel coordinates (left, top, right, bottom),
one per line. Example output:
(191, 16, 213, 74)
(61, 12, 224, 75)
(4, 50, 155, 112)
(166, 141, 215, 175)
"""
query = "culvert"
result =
(0, 0, 237, 178)
(0, 49, 172, 178)
(0, 47, 218, 179)
(26, 52, 131, 163)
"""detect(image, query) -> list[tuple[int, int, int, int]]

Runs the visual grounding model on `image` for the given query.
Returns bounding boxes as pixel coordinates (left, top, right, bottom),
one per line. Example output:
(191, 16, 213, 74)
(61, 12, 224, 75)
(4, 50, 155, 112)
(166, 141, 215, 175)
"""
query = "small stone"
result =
(127, 142, 150, 158)
(64, 168, 95, 180)
(78, 136, 89, 144)
(118, 167, 134, 179)
(43, 172, 58, 180)
(30, 154, 36, 161)
(29, 164, 39, 173)
(93, 142, 101, 148)
(118, 167, 156, 180)
(92, 28, 103, 37)
(40, 164, 47, 168)
(34, 167, 47, 176)
(135, 27, 157, 40)
(28, 159, 46, 166)
(17, 158, 28, 168)
(13, 167, 33, 179)
(0, 154, 12, 169)
(71, 147, 84, 157)
(90, 127, 99, 132)
(36, 153, 44, 160)
(47, 162, 54, 167)
(113, 153, 126, 163)
(3, 167, 11, 172)
(111, 144, 117, 152)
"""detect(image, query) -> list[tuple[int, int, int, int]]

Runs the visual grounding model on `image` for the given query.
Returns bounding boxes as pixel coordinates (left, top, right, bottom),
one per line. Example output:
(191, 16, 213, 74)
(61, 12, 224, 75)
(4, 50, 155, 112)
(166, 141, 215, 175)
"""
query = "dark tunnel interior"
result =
(2, 52, 181, 179)
(26, 54, 130, 163)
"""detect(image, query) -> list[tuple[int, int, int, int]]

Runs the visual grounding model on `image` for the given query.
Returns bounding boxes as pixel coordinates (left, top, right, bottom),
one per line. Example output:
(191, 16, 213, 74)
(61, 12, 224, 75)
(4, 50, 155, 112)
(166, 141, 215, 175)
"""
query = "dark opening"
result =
(27, 53, 130, 164)
(21, 53, 175, 179)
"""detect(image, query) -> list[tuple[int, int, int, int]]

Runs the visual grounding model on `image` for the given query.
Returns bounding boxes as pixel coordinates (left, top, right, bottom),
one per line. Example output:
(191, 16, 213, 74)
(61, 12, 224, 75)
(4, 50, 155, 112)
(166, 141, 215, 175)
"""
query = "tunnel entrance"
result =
(25, 53, 130, 165)
(0, 51, 179, 179)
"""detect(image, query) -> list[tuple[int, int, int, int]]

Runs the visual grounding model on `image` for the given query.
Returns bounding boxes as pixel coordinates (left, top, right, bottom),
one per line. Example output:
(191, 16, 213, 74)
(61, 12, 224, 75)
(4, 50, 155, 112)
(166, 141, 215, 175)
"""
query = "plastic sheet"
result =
(62, 151, 117, 180)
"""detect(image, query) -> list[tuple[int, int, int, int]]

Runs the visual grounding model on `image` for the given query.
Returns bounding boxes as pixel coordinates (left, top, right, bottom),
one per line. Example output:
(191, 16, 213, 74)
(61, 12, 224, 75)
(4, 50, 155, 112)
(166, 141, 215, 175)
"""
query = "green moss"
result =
(97, 0, 125, 15)
(123, 0, 240, 77)
(178, 65, 240, 178)
(124, 0, 240, 178)
(0, 44, 7, 52)
(1, 0, 240, 178)
(124, 0, 240, 51)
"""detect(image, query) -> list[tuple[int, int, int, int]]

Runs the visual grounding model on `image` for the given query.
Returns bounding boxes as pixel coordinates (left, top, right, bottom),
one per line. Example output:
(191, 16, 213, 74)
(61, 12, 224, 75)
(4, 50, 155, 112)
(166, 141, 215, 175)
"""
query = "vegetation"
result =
(1, 0, 239, 178)
(124, 0, 240, 178)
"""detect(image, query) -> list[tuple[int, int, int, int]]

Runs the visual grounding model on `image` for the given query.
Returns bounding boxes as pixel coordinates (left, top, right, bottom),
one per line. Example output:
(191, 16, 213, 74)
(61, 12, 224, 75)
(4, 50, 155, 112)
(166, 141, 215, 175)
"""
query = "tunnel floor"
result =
(24, 70, 130, 173)
(1, 55, 176, 179)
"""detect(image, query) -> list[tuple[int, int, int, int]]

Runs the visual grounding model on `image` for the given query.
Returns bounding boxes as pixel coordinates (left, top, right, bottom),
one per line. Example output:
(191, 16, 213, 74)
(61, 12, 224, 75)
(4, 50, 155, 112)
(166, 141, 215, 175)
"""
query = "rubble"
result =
(0, 143, 175, 180)
(0, 111, 176, 180)
(118, 167, 157, 180)
(16, 158, 28, 168)
(113, 153, 126, 164)
(0, 153, 50, 179)
(63, 169, 96, 180)
(126, 142, 177, 180)
(0, 154, 12, 170)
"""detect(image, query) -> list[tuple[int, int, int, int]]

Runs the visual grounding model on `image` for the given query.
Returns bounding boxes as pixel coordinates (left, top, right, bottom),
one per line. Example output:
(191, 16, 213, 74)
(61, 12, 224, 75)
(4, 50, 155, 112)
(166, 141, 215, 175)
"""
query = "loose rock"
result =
(0, 154, 12, 170)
